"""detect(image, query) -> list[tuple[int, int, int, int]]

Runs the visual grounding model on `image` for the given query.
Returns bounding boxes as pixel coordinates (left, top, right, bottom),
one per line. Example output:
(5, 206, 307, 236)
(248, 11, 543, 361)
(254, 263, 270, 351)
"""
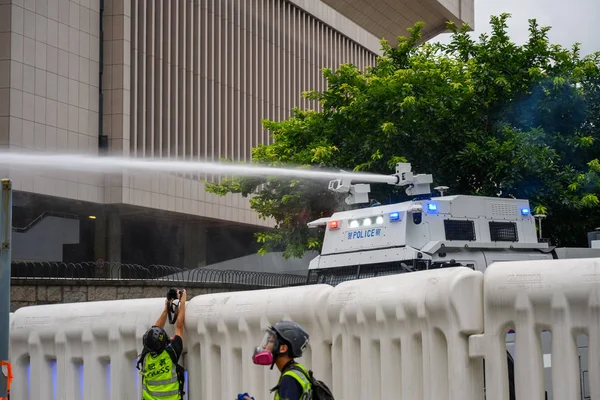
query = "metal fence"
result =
(10, 260, 307, 288)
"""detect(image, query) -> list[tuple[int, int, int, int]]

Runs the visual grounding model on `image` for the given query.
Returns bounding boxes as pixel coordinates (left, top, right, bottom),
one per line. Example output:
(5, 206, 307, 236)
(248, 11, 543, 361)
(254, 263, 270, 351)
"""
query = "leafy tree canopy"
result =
(206, 14, 600, 259)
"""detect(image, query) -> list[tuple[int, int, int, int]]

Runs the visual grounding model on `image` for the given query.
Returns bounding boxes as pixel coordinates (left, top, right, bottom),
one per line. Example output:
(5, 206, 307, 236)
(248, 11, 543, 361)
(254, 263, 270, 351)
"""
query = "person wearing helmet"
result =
(138, 289, 187, 400)
(240, 320, 312, 400)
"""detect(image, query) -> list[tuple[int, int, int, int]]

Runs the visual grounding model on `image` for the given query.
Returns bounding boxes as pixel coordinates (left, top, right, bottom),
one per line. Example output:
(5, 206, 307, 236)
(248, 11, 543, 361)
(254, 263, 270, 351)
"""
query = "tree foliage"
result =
(206, 14, 600, 258)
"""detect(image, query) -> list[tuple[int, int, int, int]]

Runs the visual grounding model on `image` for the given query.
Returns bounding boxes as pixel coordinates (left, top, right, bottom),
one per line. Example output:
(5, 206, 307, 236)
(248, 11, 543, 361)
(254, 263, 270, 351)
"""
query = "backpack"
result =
(292, 366, 335, 400)
(136, 347, 186, 398)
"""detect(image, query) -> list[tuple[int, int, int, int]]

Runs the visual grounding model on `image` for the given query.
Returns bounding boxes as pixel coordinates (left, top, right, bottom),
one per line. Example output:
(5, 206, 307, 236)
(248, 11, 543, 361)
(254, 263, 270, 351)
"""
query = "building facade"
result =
(0, 0, 473, 270)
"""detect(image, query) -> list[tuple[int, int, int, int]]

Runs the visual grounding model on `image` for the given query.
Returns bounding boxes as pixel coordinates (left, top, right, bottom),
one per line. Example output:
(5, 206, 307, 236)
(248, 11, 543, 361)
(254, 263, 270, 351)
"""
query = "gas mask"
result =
(252, 330, 278, 366)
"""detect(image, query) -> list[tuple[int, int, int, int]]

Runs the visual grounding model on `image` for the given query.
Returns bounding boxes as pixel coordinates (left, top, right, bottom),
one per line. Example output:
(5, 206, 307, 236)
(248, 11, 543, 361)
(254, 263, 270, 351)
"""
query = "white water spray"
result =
(0, 151, 397, 184)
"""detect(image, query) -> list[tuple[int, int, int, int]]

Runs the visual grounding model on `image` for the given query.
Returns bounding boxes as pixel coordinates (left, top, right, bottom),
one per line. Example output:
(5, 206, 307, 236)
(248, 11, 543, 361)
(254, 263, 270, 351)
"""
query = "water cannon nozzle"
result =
(388, 163, 433, 196)
(328, 177, 351, 193)
(328, 176, 371, 205)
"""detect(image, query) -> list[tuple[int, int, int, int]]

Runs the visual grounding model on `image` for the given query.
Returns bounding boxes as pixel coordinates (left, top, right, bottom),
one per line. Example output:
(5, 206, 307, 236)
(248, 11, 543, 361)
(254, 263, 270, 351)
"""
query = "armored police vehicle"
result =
(306, 163, 600, 400)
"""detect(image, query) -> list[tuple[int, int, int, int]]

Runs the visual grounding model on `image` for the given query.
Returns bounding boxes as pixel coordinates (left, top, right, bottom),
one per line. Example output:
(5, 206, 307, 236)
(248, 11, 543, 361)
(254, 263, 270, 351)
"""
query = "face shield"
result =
(252, 329, 278, 366)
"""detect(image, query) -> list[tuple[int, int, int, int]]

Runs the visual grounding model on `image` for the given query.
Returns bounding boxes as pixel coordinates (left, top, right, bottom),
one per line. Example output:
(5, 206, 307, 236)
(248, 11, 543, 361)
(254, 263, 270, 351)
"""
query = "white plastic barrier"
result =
(470, 258, 600, 400)
(9, 298, 174, 400)
(9, 258, 600, 400)
(327, 267, 484, 400)
(184, 284, 333, 400)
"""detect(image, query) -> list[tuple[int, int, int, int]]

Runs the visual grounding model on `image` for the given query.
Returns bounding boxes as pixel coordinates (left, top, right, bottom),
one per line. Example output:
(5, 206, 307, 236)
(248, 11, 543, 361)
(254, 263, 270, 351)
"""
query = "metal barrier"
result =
(10, 260, 307, 288)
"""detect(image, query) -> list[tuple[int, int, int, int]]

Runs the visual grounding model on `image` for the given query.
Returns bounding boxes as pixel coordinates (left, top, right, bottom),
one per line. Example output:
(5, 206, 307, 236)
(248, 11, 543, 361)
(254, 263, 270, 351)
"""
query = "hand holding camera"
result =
(166, 288, 186, 324)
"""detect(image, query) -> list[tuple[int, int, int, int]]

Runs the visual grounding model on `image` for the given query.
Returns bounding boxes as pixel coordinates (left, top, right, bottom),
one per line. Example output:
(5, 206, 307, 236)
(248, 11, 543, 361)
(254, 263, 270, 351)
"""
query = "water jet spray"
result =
(0, 151, 400, 186)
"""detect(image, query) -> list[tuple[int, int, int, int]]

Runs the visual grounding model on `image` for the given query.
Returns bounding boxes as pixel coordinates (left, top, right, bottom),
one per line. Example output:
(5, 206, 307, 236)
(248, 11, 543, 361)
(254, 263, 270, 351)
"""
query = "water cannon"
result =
(327, 163, 434, 205)
(388, 163, 433, 196)
(328, 177, 371, 205)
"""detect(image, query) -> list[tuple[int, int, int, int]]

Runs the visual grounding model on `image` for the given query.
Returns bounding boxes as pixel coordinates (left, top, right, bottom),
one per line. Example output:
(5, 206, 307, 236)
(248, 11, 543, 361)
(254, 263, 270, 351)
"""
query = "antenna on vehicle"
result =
(434, 186, 449, 197)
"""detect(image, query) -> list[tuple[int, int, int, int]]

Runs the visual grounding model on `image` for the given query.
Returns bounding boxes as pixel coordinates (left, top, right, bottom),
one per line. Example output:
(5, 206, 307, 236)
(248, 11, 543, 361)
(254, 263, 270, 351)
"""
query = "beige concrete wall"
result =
(1, 0, 106, 203)
(121, 0, 377, 162)
(9, 280, 232, 312)
(103, 0, 379, 227)
(321, 0, 475, 45)
(0, 2, 11, 147)
(0, 0, 475, 227)
(1, 0, 381, 228)
(113, 172, 263, 225)
(5, 0, 101, 153)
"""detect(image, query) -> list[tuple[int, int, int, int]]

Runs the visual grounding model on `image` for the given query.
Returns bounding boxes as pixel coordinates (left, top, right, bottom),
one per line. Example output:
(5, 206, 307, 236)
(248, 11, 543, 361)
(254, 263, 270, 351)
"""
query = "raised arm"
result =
(154, 299, 169, 329)
(175, 289, 187, 338)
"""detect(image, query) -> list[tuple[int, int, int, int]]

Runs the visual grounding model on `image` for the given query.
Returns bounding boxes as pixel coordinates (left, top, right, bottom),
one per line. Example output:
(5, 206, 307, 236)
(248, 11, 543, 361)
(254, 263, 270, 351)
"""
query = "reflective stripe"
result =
(146, 376, 178, 385)
(274, 363, 312, 400)
(285, 370, 310, 388)
(143, 385, 180, 397)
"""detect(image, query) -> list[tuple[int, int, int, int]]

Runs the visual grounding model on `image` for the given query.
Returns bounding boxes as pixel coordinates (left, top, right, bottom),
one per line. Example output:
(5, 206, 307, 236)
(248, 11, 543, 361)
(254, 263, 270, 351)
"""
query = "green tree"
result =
(206, 14, 600, 258)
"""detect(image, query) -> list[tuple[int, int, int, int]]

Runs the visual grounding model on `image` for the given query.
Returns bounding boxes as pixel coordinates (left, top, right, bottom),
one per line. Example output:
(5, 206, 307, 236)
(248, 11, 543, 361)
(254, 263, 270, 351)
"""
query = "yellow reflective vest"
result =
(274, 363, 312, 400)
(141, 349, 181, 400)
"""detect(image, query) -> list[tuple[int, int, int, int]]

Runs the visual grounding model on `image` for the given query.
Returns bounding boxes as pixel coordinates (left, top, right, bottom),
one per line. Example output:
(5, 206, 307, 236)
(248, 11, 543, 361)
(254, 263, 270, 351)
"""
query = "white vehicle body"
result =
(307, 164, 600, 399)
(309, 194, 551, 278)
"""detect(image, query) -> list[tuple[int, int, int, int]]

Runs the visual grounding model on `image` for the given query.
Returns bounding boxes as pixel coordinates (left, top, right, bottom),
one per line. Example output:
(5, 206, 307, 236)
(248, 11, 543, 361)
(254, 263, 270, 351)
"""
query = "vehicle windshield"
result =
(307, 259, 431, 286)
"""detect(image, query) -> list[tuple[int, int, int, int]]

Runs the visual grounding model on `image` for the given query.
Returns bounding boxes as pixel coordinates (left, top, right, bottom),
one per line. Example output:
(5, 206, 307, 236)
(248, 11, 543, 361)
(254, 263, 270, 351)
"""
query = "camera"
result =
(167, 288, 183, 301)
(166, 288, 184, 324)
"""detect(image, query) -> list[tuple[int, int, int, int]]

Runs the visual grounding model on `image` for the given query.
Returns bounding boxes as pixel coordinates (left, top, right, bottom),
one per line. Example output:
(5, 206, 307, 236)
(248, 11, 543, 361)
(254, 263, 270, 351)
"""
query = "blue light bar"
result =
(521, 208, 530, 216)
(389, 212, 401, 221)
(427, 203, 437, 211)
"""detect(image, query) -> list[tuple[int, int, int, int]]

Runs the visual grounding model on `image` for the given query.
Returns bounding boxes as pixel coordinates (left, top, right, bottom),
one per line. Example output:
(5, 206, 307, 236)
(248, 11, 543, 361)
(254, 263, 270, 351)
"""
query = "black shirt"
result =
(168, 335, 183, 362)
(277, 361, 304, 400)
(277, 374, 303, 400)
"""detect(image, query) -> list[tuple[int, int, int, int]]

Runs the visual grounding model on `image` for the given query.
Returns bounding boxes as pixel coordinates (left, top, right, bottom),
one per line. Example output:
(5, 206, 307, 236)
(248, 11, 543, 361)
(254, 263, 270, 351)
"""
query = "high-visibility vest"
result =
(141, 350, 180, 400)
(274, 363, 312, 400)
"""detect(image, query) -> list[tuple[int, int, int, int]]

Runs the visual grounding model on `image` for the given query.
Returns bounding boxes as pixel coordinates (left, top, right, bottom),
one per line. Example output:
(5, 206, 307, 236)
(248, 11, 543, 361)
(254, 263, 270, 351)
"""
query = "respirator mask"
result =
(252, 330, 278, 366)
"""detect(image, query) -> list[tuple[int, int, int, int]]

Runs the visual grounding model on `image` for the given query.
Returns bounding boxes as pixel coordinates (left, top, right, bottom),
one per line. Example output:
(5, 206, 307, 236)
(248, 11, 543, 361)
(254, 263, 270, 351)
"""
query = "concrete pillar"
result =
(93, 212, 109, 278)
(183, 222, 206, 269)
(93, 214, 107, 259)
(107, 211, 122, 266)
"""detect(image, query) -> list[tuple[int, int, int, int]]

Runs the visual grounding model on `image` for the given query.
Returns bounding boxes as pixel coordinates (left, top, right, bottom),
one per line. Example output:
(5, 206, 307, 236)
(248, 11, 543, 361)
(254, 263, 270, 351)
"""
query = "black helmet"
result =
(143, 326, 170, 354)
(271, 321, 310, 358)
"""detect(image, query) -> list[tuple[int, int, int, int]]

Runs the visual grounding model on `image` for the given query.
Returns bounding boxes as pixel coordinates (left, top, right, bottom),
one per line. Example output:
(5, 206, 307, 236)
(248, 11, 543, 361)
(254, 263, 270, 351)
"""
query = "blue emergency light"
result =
(389, 212, 401, 221)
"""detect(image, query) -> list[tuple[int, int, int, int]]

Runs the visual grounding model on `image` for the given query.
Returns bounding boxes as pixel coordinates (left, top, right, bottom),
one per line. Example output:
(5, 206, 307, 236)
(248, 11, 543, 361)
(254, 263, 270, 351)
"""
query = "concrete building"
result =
(0, 0, 473, 270)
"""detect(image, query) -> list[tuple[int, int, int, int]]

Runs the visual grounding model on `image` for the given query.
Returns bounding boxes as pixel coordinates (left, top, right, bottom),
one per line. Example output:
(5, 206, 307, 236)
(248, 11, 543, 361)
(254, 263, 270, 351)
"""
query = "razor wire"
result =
(10, 260, 307, 288)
